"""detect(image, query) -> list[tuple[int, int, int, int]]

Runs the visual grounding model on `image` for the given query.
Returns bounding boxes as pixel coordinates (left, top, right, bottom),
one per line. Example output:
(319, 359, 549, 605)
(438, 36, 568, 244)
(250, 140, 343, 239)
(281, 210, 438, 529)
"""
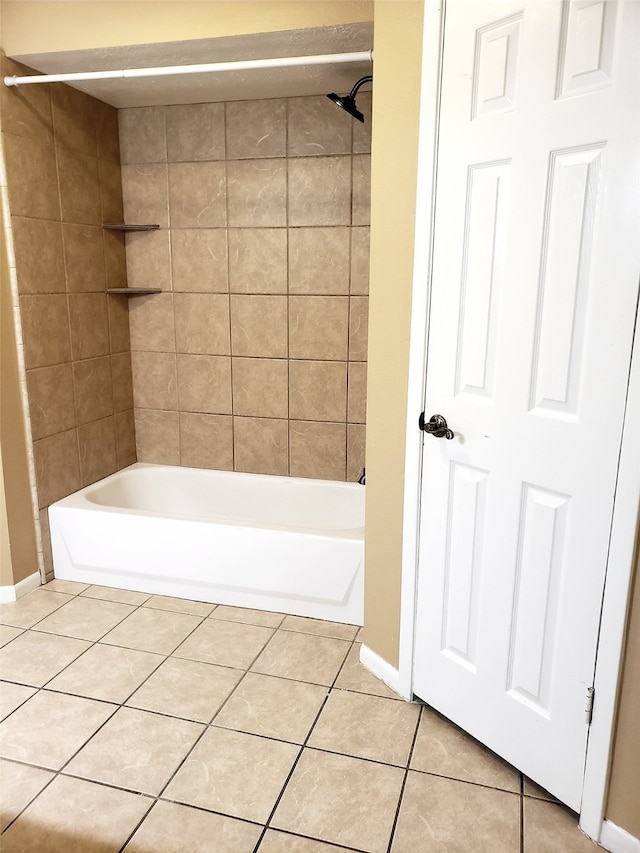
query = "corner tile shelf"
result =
(102, 223, 160, 232)
(103, 223, 161, 295)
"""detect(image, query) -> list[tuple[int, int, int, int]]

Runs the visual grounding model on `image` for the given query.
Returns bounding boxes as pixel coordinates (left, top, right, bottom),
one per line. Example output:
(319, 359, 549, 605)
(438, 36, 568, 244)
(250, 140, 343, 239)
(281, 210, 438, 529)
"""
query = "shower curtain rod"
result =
(3, 49, 373, 87)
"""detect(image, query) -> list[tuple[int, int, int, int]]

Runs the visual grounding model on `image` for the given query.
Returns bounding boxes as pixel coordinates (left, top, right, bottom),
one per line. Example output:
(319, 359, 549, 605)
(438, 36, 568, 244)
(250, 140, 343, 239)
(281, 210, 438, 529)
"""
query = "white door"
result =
(413, 0, 639, 810)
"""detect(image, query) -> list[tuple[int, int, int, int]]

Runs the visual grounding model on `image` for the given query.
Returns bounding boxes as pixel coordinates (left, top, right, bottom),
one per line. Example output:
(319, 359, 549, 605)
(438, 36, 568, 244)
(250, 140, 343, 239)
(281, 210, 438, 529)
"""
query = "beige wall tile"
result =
(288, 95, 352, 157)
(349, 296, 369, 361)
(3, 134, 60, 220)
(135, 410, 180, 465)
(352, 91, 373, 154)
(104, 231, 127, 290)
(0, 57, 53, 143)
(78, 416, 118, 486)
(228, 228, 287, 294)
(347, 424, 366, 482)
(39, 509, 54, 577)
(171, 229, 228, 293)
(233, 417, 288, 476)
(111, 352, 134, 413)
(121, 164, 169, 227)
(180, 413, 233, 470)
(107, 294, 131, 353)
(20, 295, 71, 369)
(288, 157, 351, 227)
(230, 295, 287, 358)
(96, 100, 120, 164)
(131, 351, 178, 411)
(289, 361, 347, 422)
(227, 159, 286, 227)
(289, 296, 349, 361)
(166, 103, 225, 162)
(99, 159, 125, 223)
(225, 99, 287, 159)
(125, 230, 172, 291)
(12, 217, 65, 295)
(169, 162, 226, 228)
(289, 421, 346, 481)
(73, 356, 114, 425)
(174, 293, 230, 355)
(348, 362, 367, 424)
(128, 293, 175, 353)
(62, 224, 106, 292)
(27, 364, 76, 441)
(119, 107, 167, 165)
(289, 227, 350, 295)
(352, 154, 371, 226)
(176, 354, 232, 415)
(115, 410, 136, 469)
(69, 293, 110, 360)
(51, 85, 98, 157)
(232, 358, 288, 419)
(350, 227, 370, 295)
(33, 428, 81, 507)
(57, 148, 101, 225)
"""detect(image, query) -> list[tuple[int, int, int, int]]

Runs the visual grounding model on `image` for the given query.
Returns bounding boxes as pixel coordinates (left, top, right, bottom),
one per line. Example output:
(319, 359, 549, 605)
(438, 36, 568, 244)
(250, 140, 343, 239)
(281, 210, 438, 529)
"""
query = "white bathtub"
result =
(48, 463, 364, 624)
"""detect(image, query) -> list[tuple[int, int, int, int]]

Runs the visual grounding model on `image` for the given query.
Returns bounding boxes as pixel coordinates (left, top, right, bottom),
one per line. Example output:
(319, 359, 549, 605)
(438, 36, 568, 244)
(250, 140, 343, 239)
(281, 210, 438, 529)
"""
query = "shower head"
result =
(327, 75, 372, 123)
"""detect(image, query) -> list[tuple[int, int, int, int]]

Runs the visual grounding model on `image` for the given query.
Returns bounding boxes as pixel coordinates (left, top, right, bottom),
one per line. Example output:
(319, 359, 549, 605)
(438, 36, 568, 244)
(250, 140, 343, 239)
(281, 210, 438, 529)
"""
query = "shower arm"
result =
(348, 75, 373, 100)
(3, 50, 374, 88)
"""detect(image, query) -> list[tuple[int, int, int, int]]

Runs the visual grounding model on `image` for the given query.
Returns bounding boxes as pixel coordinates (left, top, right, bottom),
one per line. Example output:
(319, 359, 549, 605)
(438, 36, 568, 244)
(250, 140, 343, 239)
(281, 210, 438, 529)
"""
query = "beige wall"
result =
(119, 95, 370, 480)
(1, 56, 134, 579)
(0, 1, 373, 54)
(0, 177, 38, 586)
(363, 0, 424, 664)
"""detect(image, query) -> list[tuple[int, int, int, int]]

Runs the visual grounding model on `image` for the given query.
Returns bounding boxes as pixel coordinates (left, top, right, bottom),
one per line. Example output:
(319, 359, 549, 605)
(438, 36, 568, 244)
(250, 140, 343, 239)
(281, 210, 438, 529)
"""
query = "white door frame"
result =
(394, 0, 640, 842)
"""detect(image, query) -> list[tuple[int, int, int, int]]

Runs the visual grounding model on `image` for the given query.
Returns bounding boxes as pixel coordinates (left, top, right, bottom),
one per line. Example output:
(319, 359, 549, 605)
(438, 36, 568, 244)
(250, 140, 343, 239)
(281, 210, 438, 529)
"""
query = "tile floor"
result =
(0, 581, 600, 852)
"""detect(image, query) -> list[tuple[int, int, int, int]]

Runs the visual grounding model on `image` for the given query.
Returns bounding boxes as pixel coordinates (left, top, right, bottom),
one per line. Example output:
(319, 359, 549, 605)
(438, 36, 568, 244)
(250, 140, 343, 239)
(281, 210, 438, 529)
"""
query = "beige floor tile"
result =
(308, 689, 420, 766)
(259, 832, 355, 852)
(80, 584, 151, 605)
(0, 758, 54, 831)
(214, 672, 328, 743)
(123, 799, 262, 852)
(334, 643, 401, 700)
(0, 630, 91, 687)
(523, 799, 599, 852)
(210, 604, 285, 628)
(0, 625, 24, 648)
(410, 707, 521, 793)
(46, 644, 163, 703)
(34, 596, 135, 641)
(0, 691, 116, 769)
(524, 777, 558, 802)
(280, 615, 359, 641)
(0, 774, 153, 852)
(252, 630, 350, 686)
(100, 607, 202, 654)
(173, 618, 273, 669)
(43, 579, 90, 595)
(126, 657, 242, 722)
(0, 589, 72, 629)
(0, 682, 37, 721)
(391, 771, 520, 852)
(65, 706, 203, 796)
(141, 594, 215, 617)
(272, 748, 404, 853)
(164, 726, 299, 823)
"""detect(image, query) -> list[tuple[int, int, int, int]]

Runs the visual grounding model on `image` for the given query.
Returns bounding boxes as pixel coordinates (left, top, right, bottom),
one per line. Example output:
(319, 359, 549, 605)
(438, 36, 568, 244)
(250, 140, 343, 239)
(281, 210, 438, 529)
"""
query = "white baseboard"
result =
(600, 821, 640, 853)
(0, 571, 41, 603)
(359, 643, 406, 698)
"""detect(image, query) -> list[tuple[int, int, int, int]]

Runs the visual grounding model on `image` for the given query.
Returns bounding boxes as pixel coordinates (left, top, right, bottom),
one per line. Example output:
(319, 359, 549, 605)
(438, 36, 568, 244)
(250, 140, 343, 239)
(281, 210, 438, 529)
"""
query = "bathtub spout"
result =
(358, 468, 366, 485)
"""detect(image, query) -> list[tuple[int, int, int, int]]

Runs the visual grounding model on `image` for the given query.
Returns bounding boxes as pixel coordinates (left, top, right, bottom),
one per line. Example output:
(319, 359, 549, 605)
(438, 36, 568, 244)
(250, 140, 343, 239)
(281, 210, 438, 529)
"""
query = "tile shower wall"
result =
(1, 57, 134, 578)
(120, 94, 370, 481)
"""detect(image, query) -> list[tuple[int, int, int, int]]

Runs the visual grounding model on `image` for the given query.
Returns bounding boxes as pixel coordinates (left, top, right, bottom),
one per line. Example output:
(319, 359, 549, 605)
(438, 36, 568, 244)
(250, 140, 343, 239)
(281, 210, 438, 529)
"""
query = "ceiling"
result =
(10, 22, 374, 108)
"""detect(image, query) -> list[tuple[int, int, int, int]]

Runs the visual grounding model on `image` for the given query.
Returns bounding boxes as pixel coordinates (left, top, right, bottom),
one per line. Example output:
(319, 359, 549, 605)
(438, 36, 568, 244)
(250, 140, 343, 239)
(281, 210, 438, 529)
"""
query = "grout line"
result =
(386, 702, 424, 853)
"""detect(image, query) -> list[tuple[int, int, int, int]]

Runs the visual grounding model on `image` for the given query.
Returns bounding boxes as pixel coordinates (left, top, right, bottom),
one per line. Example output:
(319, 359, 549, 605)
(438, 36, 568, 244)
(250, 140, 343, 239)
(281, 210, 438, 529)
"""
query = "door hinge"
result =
(585, 686, 595, 725)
